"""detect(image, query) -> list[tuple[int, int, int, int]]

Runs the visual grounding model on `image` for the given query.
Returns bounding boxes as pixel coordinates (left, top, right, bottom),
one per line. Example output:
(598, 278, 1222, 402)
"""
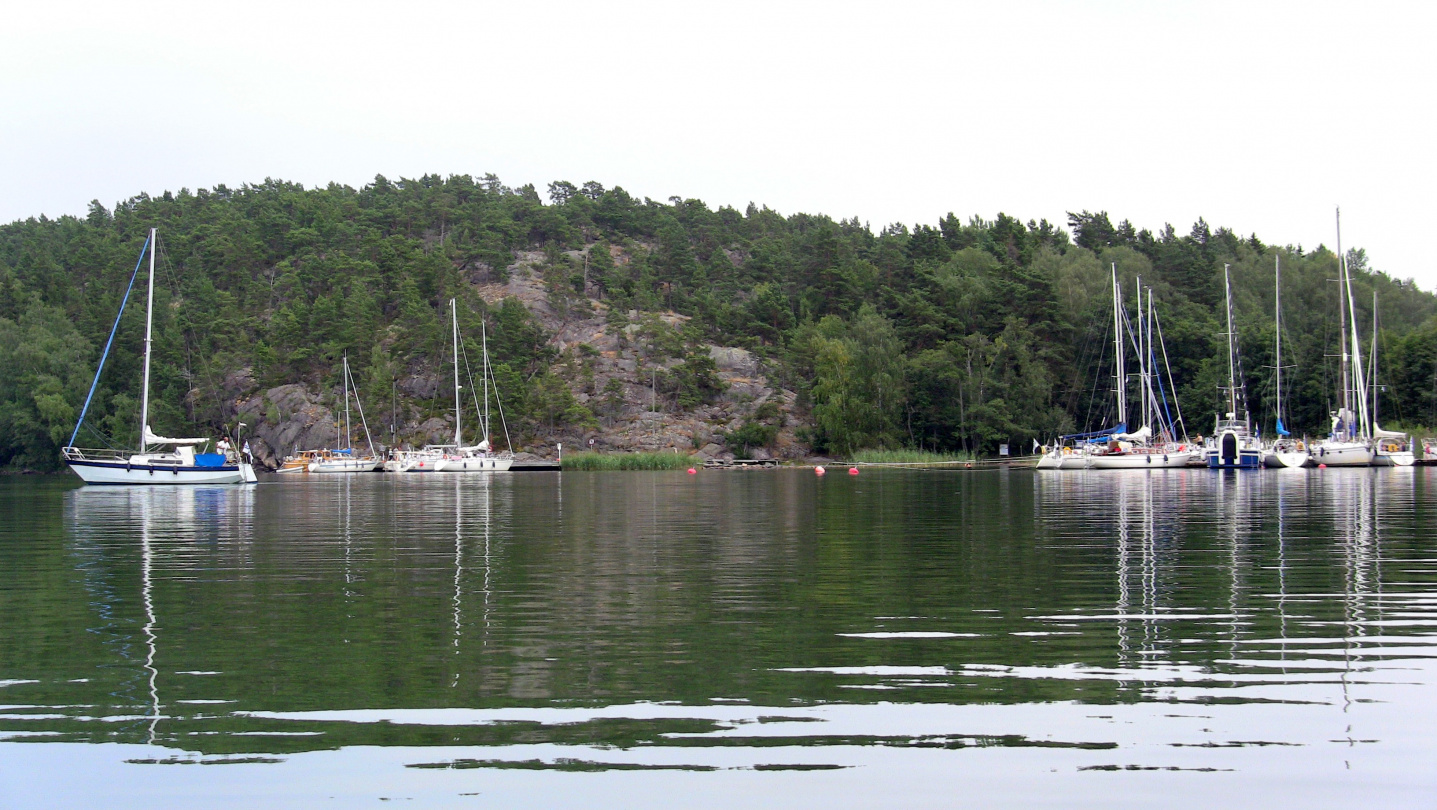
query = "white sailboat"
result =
(389, 299, 512, 473)
(1308, 209, 1374, 467)
(62, 229, 257, 485)
(436, 300, 513, 472)
(1203, 264, 1265, 469)
(309, 354, 383, 472)
(1367, 292, 1415, 467)
(1084, 265, 1198, 469)
(1264, 255, 1310, 468)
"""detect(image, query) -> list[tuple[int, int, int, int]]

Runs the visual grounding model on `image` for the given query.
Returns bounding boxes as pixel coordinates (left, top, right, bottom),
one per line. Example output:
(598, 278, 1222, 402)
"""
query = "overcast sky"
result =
(4, 1, 1434, 289)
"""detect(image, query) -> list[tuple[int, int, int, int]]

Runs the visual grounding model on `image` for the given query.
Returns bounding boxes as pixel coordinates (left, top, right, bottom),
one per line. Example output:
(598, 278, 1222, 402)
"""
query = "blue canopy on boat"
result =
(194, 453, 227, 468)
(1059, 423, 1127, 441)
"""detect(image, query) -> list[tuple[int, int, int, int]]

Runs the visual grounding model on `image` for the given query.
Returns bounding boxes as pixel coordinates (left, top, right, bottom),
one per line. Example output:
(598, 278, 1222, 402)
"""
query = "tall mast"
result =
(1336, 208, 1349, 425)
(1274, 255, 1282, 429)
(1370, 291, 1379, 430)
(452, 298, 462, 447)
(1146, 286, 1158, 437)
(343, 354, 352, 450)
(1343, 244, 1369, 439)
(1224, 264, 1237, 418)
(138, 227, 156, 451)
(1136, 278, 1149, 429)
(1112, 263, 1126, 428)
(481, 318, 491, 444)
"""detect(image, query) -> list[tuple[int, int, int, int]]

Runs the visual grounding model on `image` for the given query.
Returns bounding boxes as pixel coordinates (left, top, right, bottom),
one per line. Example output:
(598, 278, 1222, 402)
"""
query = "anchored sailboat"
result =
(1040, 264, 1196, 469)
(1084, 266, 1197, 469)
(389, 299, 513, 472)
(309, 354, 383, 472)
(62, 229, 257, 485)
(1367, 292, 1415, 466)
(1203, 264, 1265, 469)
(437, 301, 513, 472)
(1308, 209, 1374, 467)
(1264, 255, 1309, 468)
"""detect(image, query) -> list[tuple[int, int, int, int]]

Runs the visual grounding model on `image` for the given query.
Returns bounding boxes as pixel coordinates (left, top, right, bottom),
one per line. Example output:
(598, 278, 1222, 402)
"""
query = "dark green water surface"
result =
(2, 468, 1434, 808)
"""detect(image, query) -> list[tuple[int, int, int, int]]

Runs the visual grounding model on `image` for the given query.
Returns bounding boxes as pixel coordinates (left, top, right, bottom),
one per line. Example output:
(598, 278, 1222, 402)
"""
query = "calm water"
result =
(1, 468, 1435, 808)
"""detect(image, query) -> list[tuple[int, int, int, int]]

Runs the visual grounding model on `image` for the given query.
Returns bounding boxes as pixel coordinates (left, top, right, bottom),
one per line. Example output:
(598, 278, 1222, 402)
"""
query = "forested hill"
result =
(2, 174, 1436, 471)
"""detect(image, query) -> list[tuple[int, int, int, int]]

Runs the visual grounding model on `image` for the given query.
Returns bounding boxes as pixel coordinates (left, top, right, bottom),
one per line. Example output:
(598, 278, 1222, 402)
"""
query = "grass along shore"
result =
(559, 451, 695, 471)
(848, 449, 977, 464)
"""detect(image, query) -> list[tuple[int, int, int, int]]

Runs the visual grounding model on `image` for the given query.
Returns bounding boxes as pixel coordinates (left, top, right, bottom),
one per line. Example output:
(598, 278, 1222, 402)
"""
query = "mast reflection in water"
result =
(0, 468, 1433, 809)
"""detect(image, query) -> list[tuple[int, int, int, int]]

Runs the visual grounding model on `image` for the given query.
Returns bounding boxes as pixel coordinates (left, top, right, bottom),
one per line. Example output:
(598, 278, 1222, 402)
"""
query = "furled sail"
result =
(1115, 425, 1152, 443)
(144, 426, 208, 446)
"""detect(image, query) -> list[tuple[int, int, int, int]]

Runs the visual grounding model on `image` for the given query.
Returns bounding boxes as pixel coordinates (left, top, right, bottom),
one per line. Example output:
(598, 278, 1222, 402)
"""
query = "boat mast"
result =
(1148, 289, 1165, 440)
(1274, 255, 1282, 431)
(138, 227, 156, 451)
(343, 354, 352, 451)
(1335, 208, 1350, 433)
(1112, 263, 1126, 428)
(1370, 291, 1379, 432)
(1135, 278, 1144, 429)
(451, 298, 462, 447)
(481, 318, 491, 446)
(1343, 243, 1370, 439)
(1223, 264, 1238, 420)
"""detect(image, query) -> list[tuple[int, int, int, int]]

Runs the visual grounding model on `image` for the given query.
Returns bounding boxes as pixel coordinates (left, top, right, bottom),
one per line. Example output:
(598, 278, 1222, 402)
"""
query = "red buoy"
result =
(848, 467, 859, 475)
(687, 467, 697, 475)
(815, 466, 826, 476)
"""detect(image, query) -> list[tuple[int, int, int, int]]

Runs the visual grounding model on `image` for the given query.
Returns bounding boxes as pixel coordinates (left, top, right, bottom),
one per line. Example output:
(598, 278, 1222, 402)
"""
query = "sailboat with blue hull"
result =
(61, 229, 257, 485)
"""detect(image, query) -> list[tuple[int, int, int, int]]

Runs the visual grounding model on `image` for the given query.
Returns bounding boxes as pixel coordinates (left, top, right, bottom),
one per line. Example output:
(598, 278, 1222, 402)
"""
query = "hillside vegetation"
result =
(2, 174, 1435, 470)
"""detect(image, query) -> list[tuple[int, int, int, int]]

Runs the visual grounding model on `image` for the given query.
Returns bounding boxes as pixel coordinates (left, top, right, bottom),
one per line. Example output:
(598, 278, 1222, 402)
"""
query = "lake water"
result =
(1, 467, 1435, 809)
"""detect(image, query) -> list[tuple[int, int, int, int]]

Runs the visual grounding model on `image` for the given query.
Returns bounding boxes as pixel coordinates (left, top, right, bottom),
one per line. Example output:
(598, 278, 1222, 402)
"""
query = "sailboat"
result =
(1203, 264, 1265, 469)
(1307, 209, 1374, 467)
(1367, 292, 1415, 467)
(1083, 265, 1198, 469)
(309, 354, 384, 472)
(1264, 255, 1310, 468)
(389, 299, 512, 472)
(436, 301, 513, 472)
(61, 229, 258, 485)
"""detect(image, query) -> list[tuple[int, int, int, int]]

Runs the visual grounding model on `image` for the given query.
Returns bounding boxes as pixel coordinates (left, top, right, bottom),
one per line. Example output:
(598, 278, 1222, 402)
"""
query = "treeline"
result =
(2, 174, 1435, 470)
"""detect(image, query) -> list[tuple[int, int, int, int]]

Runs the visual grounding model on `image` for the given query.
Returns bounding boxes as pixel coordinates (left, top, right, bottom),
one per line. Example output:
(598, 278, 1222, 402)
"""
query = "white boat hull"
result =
(1084, 449, 1198, 469)
(1306, 441, 1374, 467)
(390, 452, 446, 472)
(435, 456, 513, 472)
(1264, 450, 1310, 468)
(67, 458, 255, 485)
(309, 457, 382, 473)
(1373, 450, 1416, 467)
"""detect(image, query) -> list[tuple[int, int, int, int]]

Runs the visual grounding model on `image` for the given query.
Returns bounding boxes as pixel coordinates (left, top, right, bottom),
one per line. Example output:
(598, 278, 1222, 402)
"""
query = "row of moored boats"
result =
(1039, 217, 1426, 471)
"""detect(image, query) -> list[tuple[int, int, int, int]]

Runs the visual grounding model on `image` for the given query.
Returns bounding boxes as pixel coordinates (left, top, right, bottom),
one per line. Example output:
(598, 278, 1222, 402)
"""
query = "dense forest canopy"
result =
(2, 174, 1435, 470)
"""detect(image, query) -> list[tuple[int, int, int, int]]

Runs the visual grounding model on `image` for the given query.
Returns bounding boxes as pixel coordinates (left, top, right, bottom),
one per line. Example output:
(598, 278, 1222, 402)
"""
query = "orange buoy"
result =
(815, 466, 826, 476)
(848, 467, 859, 475)
(687, 467, 696, 475)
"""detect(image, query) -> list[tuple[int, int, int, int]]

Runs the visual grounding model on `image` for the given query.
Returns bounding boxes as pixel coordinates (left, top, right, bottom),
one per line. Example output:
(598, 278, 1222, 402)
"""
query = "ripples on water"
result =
(1, 468, 1434, 808)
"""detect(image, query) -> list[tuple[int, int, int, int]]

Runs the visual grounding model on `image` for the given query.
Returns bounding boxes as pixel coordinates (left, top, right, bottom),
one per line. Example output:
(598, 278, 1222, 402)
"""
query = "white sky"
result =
(4, 1, 1435, 290)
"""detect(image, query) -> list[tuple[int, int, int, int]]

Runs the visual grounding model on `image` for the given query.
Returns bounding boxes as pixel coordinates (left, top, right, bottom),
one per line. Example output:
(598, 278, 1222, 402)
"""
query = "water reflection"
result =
(0, 470, 1433, 807)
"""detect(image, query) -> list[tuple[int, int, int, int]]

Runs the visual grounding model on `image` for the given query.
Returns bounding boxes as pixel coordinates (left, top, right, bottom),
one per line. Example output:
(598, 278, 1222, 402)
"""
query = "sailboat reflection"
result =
(1111, 473, 1183, 664)
(68, 484, 255, 747)
(450, 474, 495, 690)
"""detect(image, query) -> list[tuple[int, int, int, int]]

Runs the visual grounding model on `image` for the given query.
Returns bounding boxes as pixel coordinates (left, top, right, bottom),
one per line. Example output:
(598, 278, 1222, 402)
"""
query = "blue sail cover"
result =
(1275, 418, 1290, 437)
(1059, 423, 1127, 441)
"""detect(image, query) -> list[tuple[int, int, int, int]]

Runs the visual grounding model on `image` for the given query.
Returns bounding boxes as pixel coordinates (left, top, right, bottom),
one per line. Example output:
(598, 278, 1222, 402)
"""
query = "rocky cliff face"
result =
(222, 247, 807, 468)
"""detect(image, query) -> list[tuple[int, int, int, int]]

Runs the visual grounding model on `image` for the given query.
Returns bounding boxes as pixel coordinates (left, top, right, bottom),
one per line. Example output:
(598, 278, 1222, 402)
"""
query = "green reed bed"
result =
(849, 449, 976, 464)
(560, 451, 696, 471)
